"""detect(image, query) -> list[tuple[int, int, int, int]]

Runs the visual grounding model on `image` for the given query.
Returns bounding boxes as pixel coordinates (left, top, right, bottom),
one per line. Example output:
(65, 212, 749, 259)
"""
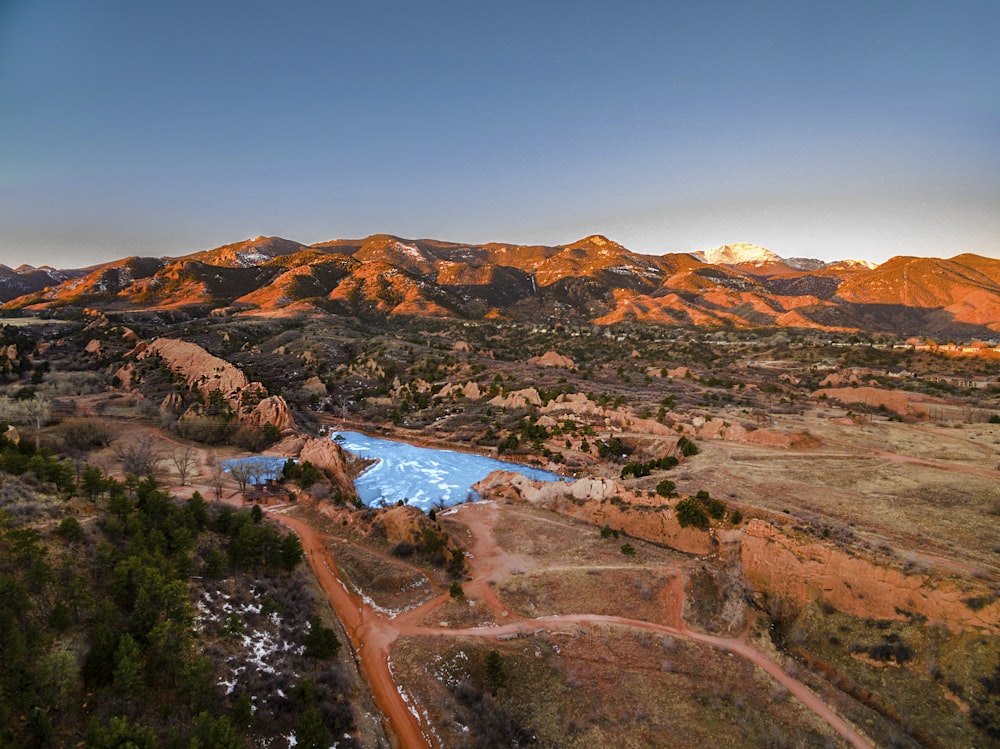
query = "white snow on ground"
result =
(387, 657, 442, 746)
(338, 575, 428, 619)
(202, 587, 304, 696)
(236, 250, 272, 266)
(394, 242, 424, 260)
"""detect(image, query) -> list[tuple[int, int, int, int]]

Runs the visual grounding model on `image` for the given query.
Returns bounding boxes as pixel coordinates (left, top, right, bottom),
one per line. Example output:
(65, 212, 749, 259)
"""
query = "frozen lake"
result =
(331, 430, 570, 512)
(221, 455, 288, 482)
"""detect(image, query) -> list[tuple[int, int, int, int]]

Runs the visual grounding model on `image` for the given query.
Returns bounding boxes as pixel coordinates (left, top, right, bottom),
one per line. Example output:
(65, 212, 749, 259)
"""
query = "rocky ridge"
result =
(7, 234, 1000, 336)
(116, 337, 295, 431)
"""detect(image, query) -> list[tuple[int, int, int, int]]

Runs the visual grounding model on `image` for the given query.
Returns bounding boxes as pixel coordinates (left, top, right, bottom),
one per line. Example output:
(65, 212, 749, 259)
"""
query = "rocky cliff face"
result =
(134, 338, 250, 400)
(473, 474, 1000, 632)
(296, 437, 356, 497)
(741, 519, 1000, 633)
(121, 337, 295, 432)
(473, 471, 713, 555)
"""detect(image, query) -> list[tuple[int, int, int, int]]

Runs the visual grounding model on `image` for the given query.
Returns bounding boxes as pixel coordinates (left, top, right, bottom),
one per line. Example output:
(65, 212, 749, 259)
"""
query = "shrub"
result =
(655, 479, 676, 498)
(620, 543, 635, 556)
(390, 542, 417, 558)
(677, 436, 699, 457)
(675, 497, 709, 530)
(303, 616, 341, 660)
(56, 516, 85, 543)
(706, 498, 726, 519)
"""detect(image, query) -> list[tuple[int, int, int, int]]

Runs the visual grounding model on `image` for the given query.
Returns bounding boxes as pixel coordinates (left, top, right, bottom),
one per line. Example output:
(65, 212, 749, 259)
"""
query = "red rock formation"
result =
(741, 520, 1000, 633)
(246, 396, 295, 432)
(297, 436, 356, 497)
(813, 386, 931, 419)
(124, 337, 295, 431)
(489, 387, 542, 408)
(527, 351, 575, 368)
(474, 471, 713, 555)
(135, 338, 249, 401)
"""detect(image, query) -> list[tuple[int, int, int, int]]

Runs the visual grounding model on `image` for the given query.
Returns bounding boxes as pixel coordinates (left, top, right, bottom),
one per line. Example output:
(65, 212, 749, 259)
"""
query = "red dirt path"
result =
(272, 502, 876, 749)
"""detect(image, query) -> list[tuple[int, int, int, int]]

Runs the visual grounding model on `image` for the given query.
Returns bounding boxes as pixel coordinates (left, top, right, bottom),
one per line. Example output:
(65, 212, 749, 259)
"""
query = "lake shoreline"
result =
(329, 429, 570, 512)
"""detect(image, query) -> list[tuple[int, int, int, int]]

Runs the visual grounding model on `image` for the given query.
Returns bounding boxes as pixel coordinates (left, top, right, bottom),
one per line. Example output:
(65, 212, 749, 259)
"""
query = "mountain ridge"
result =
(4, 234, 999, 337)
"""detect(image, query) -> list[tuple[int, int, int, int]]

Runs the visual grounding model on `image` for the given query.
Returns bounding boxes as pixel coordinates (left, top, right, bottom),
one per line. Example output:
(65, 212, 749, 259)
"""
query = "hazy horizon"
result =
(2, 1, 997, 269)
(4, 228, 998, 273)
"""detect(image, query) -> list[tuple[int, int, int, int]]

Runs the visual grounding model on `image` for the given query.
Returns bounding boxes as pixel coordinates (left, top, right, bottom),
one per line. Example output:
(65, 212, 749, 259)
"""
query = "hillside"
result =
(5, 234, 1000, 336)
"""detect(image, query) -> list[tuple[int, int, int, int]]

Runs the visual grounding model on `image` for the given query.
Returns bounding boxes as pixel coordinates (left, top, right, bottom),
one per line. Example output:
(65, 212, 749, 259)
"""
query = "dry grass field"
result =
(672, 413, 1000, 571)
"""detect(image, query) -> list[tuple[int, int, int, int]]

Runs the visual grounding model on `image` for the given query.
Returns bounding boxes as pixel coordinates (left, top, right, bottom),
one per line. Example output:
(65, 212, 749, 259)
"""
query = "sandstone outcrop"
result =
(438, 381, 483, 400)
(489, 387, 542, 408)
(246, 396, 295, 431)
(474, 471, 713, 555)
(741, 519, 1000, 633)
(688, 417, 808, 448)
(813, 386, 930, 419)
(538, 394, 678, 436)
(159, 392, 183, 417)
(296, 436, 356, 496)
(527, 351, 575, 368)
(132, 338, 250, 399)
(120, 337, 295, 431)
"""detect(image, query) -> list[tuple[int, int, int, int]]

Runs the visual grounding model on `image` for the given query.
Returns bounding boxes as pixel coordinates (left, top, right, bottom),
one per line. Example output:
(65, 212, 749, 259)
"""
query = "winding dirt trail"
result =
(272, 513, 434, 749)
(273, 502, 875, 749)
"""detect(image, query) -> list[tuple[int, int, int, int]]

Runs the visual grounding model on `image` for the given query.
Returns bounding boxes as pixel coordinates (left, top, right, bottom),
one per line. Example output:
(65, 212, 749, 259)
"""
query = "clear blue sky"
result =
(1, 0, 997, 268)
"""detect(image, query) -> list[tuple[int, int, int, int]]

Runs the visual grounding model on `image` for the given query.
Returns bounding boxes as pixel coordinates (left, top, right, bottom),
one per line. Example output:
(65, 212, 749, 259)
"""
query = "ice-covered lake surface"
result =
(331, 430, 571, 512)
(221, 455, 288, 483)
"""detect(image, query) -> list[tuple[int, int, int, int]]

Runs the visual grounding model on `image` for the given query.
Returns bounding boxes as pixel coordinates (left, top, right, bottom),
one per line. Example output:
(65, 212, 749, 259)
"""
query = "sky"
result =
(0, 0, 997, 269)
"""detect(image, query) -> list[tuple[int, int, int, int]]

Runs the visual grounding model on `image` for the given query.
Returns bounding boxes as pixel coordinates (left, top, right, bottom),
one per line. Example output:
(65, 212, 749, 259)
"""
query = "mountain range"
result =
(3, 234, 999, 336)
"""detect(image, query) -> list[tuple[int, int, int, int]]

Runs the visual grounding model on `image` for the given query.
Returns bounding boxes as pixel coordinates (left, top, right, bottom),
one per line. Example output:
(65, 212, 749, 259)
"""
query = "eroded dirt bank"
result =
(741, 519, 1000, 633)
(270, 499, 877, 749)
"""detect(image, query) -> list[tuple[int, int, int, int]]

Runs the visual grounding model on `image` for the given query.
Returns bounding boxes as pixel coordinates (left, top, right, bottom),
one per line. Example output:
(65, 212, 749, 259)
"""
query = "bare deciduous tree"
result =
(0, 394, 51, 448)
(228, 458, 256, 495)
(206, 457, 231, 501)
(115, 434, 162, 478)
(56, 418, 113, 453)
(171, 446, 198, 486)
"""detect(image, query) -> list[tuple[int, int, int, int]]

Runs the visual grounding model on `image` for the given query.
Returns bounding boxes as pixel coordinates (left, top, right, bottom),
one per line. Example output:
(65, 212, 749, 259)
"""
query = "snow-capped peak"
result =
(830, 258, 878, 270)
(695, 243, 781, 266)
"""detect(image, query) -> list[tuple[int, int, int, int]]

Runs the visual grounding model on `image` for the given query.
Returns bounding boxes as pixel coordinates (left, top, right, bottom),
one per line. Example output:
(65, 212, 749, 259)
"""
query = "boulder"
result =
(489, 387, 542, 408)
(527, 351, 575, 368)
(297, 436, 355, 495)
(247, 396, 296, 431)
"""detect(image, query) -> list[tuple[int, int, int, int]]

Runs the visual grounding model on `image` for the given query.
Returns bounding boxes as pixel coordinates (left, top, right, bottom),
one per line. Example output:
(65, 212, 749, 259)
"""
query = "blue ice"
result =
(331, 430, 570, 512)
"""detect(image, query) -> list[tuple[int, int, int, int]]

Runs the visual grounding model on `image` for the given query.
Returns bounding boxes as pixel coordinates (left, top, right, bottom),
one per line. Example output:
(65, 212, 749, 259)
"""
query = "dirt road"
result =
(273, 513, 435, 749)
(272, 502, 875, 749)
